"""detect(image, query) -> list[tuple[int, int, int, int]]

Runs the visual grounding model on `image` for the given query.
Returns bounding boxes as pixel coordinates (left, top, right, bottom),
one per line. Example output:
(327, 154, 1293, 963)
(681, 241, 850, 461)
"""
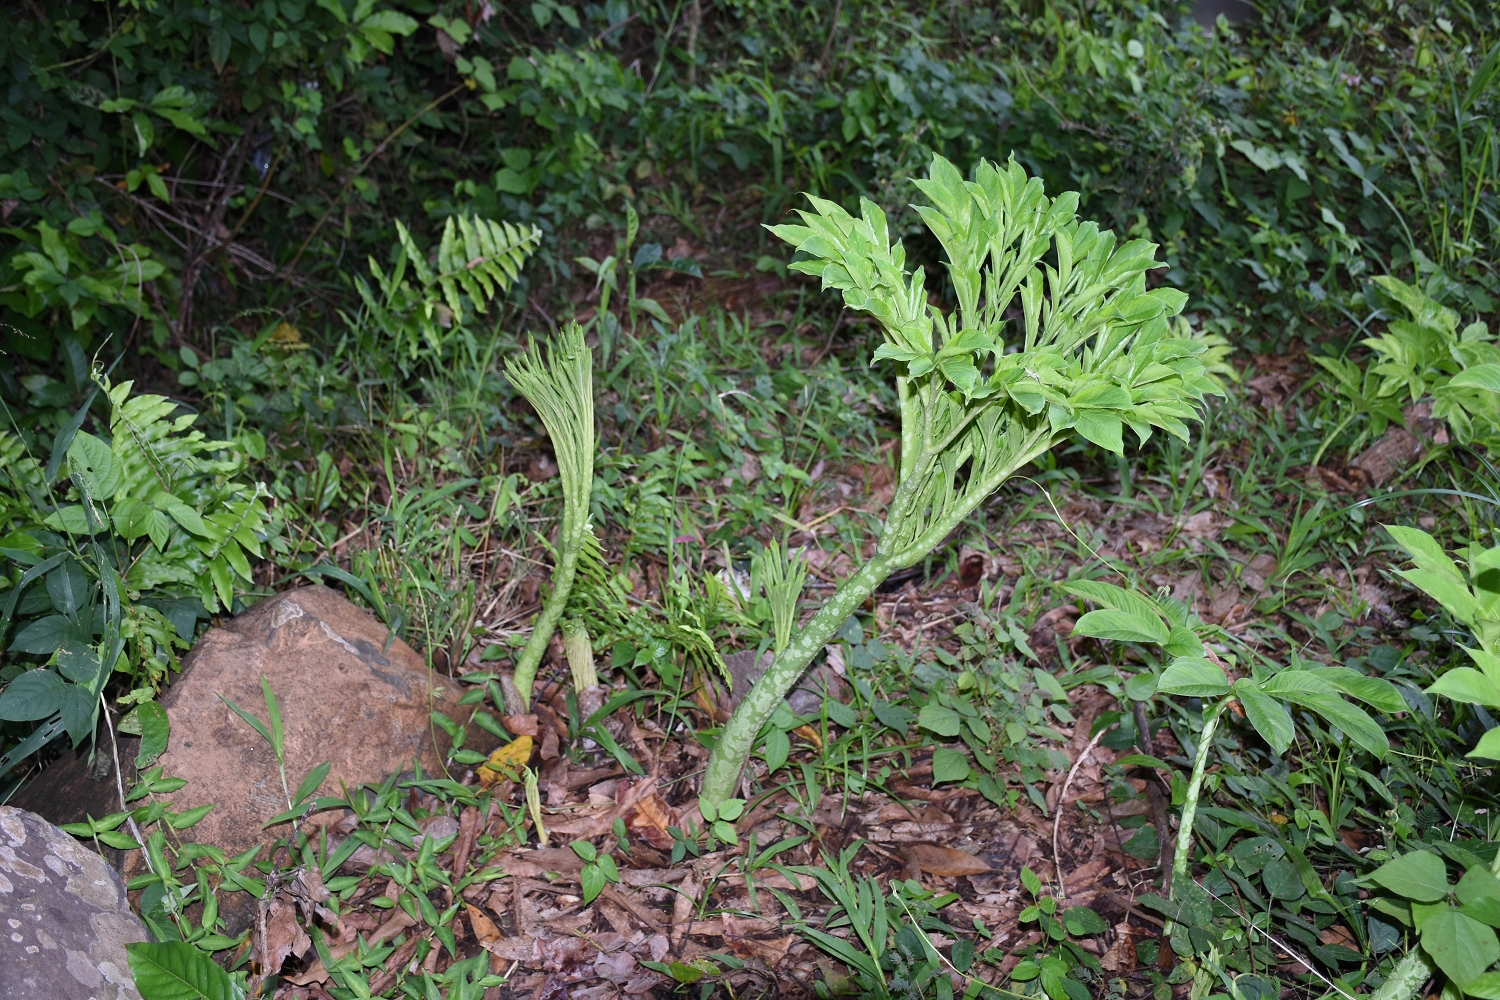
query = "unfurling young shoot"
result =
(697, 154, 1225, 809)
(562, 618, 597, 692)
(524, 766, 547, 847)
(504, 322, 595, 713)
(751, 541, 808, 653)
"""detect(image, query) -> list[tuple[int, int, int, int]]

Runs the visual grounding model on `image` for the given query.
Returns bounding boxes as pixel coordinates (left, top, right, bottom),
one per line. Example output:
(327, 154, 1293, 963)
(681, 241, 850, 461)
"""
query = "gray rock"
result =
(0, 805, 145, 1000)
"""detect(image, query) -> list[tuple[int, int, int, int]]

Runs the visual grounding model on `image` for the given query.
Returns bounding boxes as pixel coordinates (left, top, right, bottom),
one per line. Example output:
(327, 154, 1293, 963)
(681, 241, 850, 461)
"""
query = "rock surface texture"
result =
(153, 585, 461, 863)
(0, 805, 145, 1000)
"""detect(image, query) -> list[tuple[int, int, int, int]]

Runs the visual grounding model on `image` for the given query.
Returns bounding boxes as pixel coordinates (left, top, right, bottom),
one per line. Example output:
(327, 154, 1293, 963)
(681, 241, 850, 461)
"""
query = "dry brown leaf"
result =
(671, 874, 699, 948)
(466, 904, 502, 946)
(501, 714, 540, 737)
(617, 776, 676, 850)
(904, 844, 992, 877)
(261, 896, 308, 977)
(729, 934, 796, 965)
(286, 908, 415, 986)
(451, 806, 480, 881)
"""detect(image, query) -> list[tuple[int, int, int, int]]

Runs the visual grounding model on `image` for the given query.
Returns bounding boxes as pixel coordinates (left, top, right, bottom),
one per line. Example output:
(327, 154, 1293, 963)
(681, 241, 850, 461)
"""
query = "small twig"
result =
(1053, 727, 1106, 904)
(282, 83, 466, 276)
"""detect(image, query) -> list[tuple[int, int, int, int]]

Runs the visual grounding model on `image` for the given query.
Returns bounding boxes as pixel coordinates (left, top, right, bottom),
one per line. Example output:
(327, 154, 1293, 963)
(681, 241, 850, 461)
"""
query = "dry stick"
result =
(818, 0, 844, 72)
(178, 131, 251, 339)
(1134, 700, 1175, 893)
(100, 695, 183, 930)
(220, 147, 284, 251)
(1053, 727, 1106, 904)
(686, 0, 701, 88)
(281, 83, 467, 277)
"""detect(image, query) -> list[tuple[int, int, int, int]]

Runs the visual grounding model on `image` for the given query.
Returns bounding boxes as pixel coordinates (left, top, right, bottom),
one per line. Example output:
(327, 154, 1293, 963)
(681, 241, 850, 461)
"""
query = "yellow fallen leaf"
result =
(267, 321, 310, 351)
(478, 735, 533, 788)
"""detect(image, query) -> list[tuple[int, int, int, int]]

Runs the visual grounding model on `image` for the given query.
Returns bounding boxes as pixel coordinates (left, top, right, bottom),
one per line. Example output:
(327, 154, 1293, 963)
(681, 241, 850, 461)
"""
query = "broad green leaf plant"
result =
(1067, 580, 1403, 906)
(1313, 275, 1500, 460)
(1384, 525, 1500, 760)
(698, 154, 1225, 808)
(1362, 846, 1500, 1000)
(0, 378, 272, 775)
(503, 322, 595, 712)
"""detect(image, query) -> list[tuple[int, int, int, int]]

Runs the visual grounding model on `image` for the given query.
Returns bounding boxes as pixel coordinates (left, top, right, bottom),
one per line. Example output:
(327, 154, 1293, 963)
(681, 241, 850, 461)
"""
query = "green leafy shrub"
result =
(1315, 276, 1500, 452)
(1363, 846, 1500, 1000)
(0, 380, 273, 774)
(698, 153, 1226, 808)
(1386, 525, 1500, 760)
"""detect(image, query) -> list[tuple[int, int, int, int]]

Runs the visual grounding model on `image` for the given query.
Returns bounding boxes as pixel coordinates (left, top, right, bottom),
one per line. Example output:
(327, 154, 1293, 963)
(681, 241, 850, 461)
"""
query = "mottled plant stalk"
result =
(504, 323, 593, 713)
(1170, 699, 1225, 905)
(699, 424, 1051, 808)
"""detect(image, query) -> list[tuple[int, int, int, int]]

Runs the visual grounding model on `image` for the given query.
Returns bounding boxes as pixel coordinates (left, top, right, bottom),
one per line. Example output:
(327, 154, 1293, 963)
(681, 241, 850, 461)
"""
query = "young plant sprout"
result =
(698, 154, 1225, 809)
(504, 323, 595, 713)
(562, 617, 605, 720)
(751, 540, 808, 653)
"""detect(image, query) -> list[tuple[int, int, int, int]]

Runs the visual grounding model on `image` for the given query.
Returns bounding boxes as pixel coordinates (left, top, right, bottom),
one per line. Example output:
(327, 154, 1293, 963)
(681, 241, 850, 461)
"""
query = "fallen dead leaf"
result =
(904, 844, 992, 877)
(618, 776, 676, 850)
(479, 735, 533, 787)
(262, 896, 309, 977)
(467, 904, 502, 947)
(501, 714, 540, 737)
(287, 908, 415, 985)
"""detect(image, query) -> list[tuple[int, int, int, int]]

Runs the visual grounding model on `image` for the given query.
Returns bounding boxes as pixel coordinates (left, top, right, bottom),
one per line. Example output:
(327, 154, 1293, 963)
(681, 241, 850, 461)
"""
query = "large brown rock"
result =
(153, 586, 462, 862)
(1, 806, 146, 999)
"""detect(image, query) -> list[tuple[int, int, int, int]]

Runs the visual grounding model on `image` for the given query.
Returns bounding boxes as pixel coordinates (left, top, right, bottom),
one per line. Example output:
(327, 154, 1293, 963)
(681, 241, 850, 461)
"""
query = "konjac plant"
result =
(698, 154, 1225, 808)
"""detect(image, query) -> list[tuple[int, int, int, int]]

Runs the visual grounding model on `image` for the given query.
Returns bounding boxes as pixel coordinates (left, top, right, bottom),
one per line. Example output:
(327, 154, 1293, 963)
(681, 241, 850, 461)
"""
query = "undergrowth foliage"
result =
(0, 379, 272, 775)
(2, 4, 1500, 1000)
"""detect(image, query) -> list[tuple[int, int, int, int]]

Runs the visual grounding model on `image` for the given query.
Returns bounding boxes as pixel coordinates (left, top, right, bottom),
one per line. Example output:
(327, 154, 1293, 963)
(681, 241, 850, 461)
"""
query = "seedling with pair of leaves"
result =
(1008, 864, 1110, 1000)
(569, 839, 622, 905)
(698, 796, 745, 848)
(1068, 579, 1403, 918)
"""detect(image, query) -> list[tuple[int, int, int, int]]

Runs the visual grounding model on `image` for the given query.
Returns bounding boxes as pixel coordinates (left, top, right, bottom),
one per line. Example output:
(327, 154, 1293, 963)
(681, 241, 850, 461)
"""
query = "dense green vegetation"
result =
(3, 0, 1500, 998)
